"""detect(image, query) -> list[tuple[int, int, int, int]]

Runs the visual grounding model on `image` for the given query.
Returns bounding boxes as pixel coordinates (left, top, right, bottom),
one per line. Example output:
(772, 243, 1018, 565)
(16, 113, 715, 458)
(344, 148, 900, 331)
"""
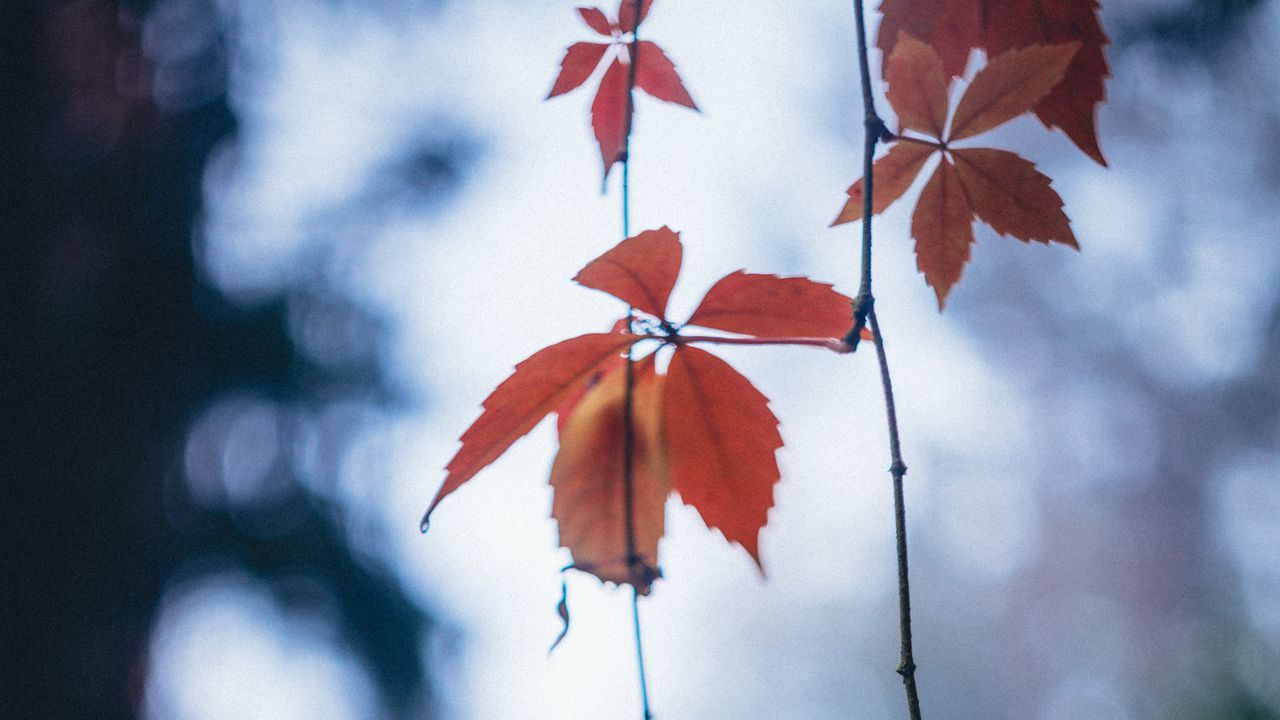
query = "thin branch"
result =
(869, 308, 921, 720)
(850, 1, 924, 718)
(671, 334, 853, 353)
(621, 2, 653, 717)
(848, 0, 890, 349)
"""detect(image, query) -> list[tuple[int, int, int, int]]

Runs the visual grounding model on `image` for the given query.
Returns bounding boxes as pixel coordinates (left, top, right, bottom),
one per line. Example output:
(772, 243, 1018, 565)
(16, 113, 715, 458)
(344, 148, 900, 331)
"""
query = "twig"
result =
(849, 1, 924, 718)
(670, 334, 853, 353)
(621, 2, 653, 717)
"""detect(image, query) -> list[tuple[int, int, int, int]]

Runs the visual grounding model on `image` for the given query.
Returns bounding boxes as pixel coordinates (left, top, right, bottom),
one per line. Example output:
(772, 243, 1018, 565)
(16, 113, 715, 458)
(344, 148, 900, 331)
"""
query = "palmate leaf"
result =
(428, 229, 858, 590)
(876, 0, 1110, 164)
(834, 33, 1083, 308)
(547, 0, 697, 180)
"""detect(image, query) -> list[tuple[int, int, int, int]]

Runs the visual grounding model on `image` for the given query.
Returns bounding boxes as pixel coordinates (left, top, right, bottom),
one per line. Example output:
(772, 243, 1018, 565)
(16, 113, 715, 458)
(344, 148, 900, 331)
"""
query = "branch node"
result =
(896, 658, 917, 678)
(890, 460, 907, 478)
(846, 292, 875, 349)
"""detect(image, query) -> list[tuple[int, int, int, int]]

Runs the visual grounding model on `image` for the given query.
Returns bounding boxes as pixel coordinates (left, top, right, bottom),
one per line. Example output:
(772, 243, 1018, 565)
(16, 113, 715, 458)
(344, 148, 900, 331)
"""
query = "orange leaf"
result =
(983, 0, 1109, 164)
(663, 346, 782, 567)
(949, 42, 1079, 142)
(633, 40, 697, 110)
(550, 355, 669, 594)
(574, 226, 683, 318)
(686, 270, 854, 339)
(832, 140, 935, 225)
(425, 332, 641, 521)
(548, 42, 611, 99)
(884, 33, 951, 139)
(590, 58, 631, 179)
(952, 147, 1077, 247)
(877, 0, 981, 78)
(911, 157, 974, 308)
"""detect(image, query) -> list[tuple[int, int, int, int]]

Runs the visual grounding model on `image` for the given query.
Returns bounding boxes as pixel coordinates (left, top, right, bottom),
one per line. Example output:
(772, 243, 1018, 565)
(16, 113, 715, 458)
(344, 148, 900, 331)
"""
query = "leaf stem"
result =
(850, 1, 924, 718)
(621, 2, 653, 718)
(670, 334, 853, 353)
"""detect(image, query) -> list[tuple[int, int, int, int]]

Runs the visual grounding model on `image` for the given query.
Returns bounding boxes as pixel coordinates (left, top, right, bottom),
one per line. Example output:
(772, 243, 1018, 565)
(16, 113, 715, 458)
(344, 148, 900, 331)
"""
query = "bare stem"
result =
(671, 334, 852, 352)
(621, 2, 652, 718)
(850, 1, 924, 718)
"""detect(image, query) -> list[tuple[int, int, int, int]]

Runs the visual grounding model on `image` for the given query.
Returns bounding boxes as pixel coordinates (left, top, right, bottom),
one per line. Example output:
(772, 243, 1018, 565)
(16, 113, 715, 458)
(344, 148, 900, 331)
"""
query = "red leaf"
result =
(952, 147, 1077, 247)
(548, 42, 610, 99)
(984, 0, 1109, 164)
(576, 6, 614, 36)
(551, 355, 669, 594)
(633, 40, 697, 110)
(948, 42, 1079, 142)
(574, 226, 683, 318)
(877, 0, 981, 78)
(686, 271, 854, 339)
(663, 346, 782, 567)
(877, 0, 1109, 164)
(591, 58, 631, 179)
(911, 157, 975, 308)
(426, 332, 641, 520)
(884, 33, 950, 139)
(617, 0, 653, 34)
(832, 140, 936, 225)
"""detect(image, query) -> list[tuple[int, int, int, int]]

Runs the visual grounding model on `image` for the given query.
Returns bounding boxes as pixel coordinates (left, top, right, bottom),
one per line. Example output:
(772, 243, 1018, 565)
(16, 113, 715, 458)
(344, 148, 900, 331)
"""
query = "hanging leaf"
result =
(428, 230, 857, 589)
(833, 37, 1084, 308)
(551, 356, 669, 594)
(547, 0, 696, 181)
(876, 0, 1110, 163)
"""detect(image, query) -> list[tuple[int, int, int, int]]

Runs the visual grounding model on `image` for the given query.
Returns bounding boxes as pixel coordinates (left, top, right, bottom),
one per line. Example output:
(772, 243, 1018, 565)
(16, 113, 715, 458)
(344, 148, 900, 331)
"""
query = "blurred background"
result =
(5, 0, 1280, 718)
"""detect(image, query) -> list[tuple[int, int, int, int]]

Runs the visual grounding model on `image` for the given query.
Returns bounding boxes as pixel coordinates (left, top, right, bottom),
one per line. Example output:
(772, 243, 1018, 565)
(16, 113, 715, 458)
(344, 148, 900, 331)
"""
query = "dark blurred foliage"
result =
(1, 1, 465, 717)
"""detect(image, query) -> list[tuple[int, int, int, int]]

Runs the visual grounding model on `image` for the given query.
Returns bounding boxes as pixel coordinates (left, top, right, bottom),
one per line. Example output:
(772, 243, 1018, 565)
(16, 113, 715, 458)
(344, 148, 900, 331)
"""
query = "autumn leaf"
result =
(948, 42, 1079, 142)
(574, 226, 683, 318)
(551, 355, 668, 594)
(547, 0, 697, 180)
(884, 33, 950, 138)
(424, 332, 641, 523)
(876, 0, 1110, 164)
(428, 229, 860, 589)
(877, 0, 981, 78)
(832, 140, 934, 225)
(834, 36, 1082, 307)
(686, 270, 855, 339)
(911, 158, 975, 306)
(663, 346, 782, 566)
(951, 148, 1078, 248)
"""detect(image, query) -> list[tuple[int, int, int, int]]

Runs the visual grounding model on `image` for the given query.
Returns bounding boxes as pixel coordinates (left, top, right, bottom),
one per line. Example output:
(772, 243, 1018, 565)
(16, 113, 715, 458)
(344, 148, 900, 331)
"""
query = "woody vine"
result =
(422, 0, 1108, 717)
